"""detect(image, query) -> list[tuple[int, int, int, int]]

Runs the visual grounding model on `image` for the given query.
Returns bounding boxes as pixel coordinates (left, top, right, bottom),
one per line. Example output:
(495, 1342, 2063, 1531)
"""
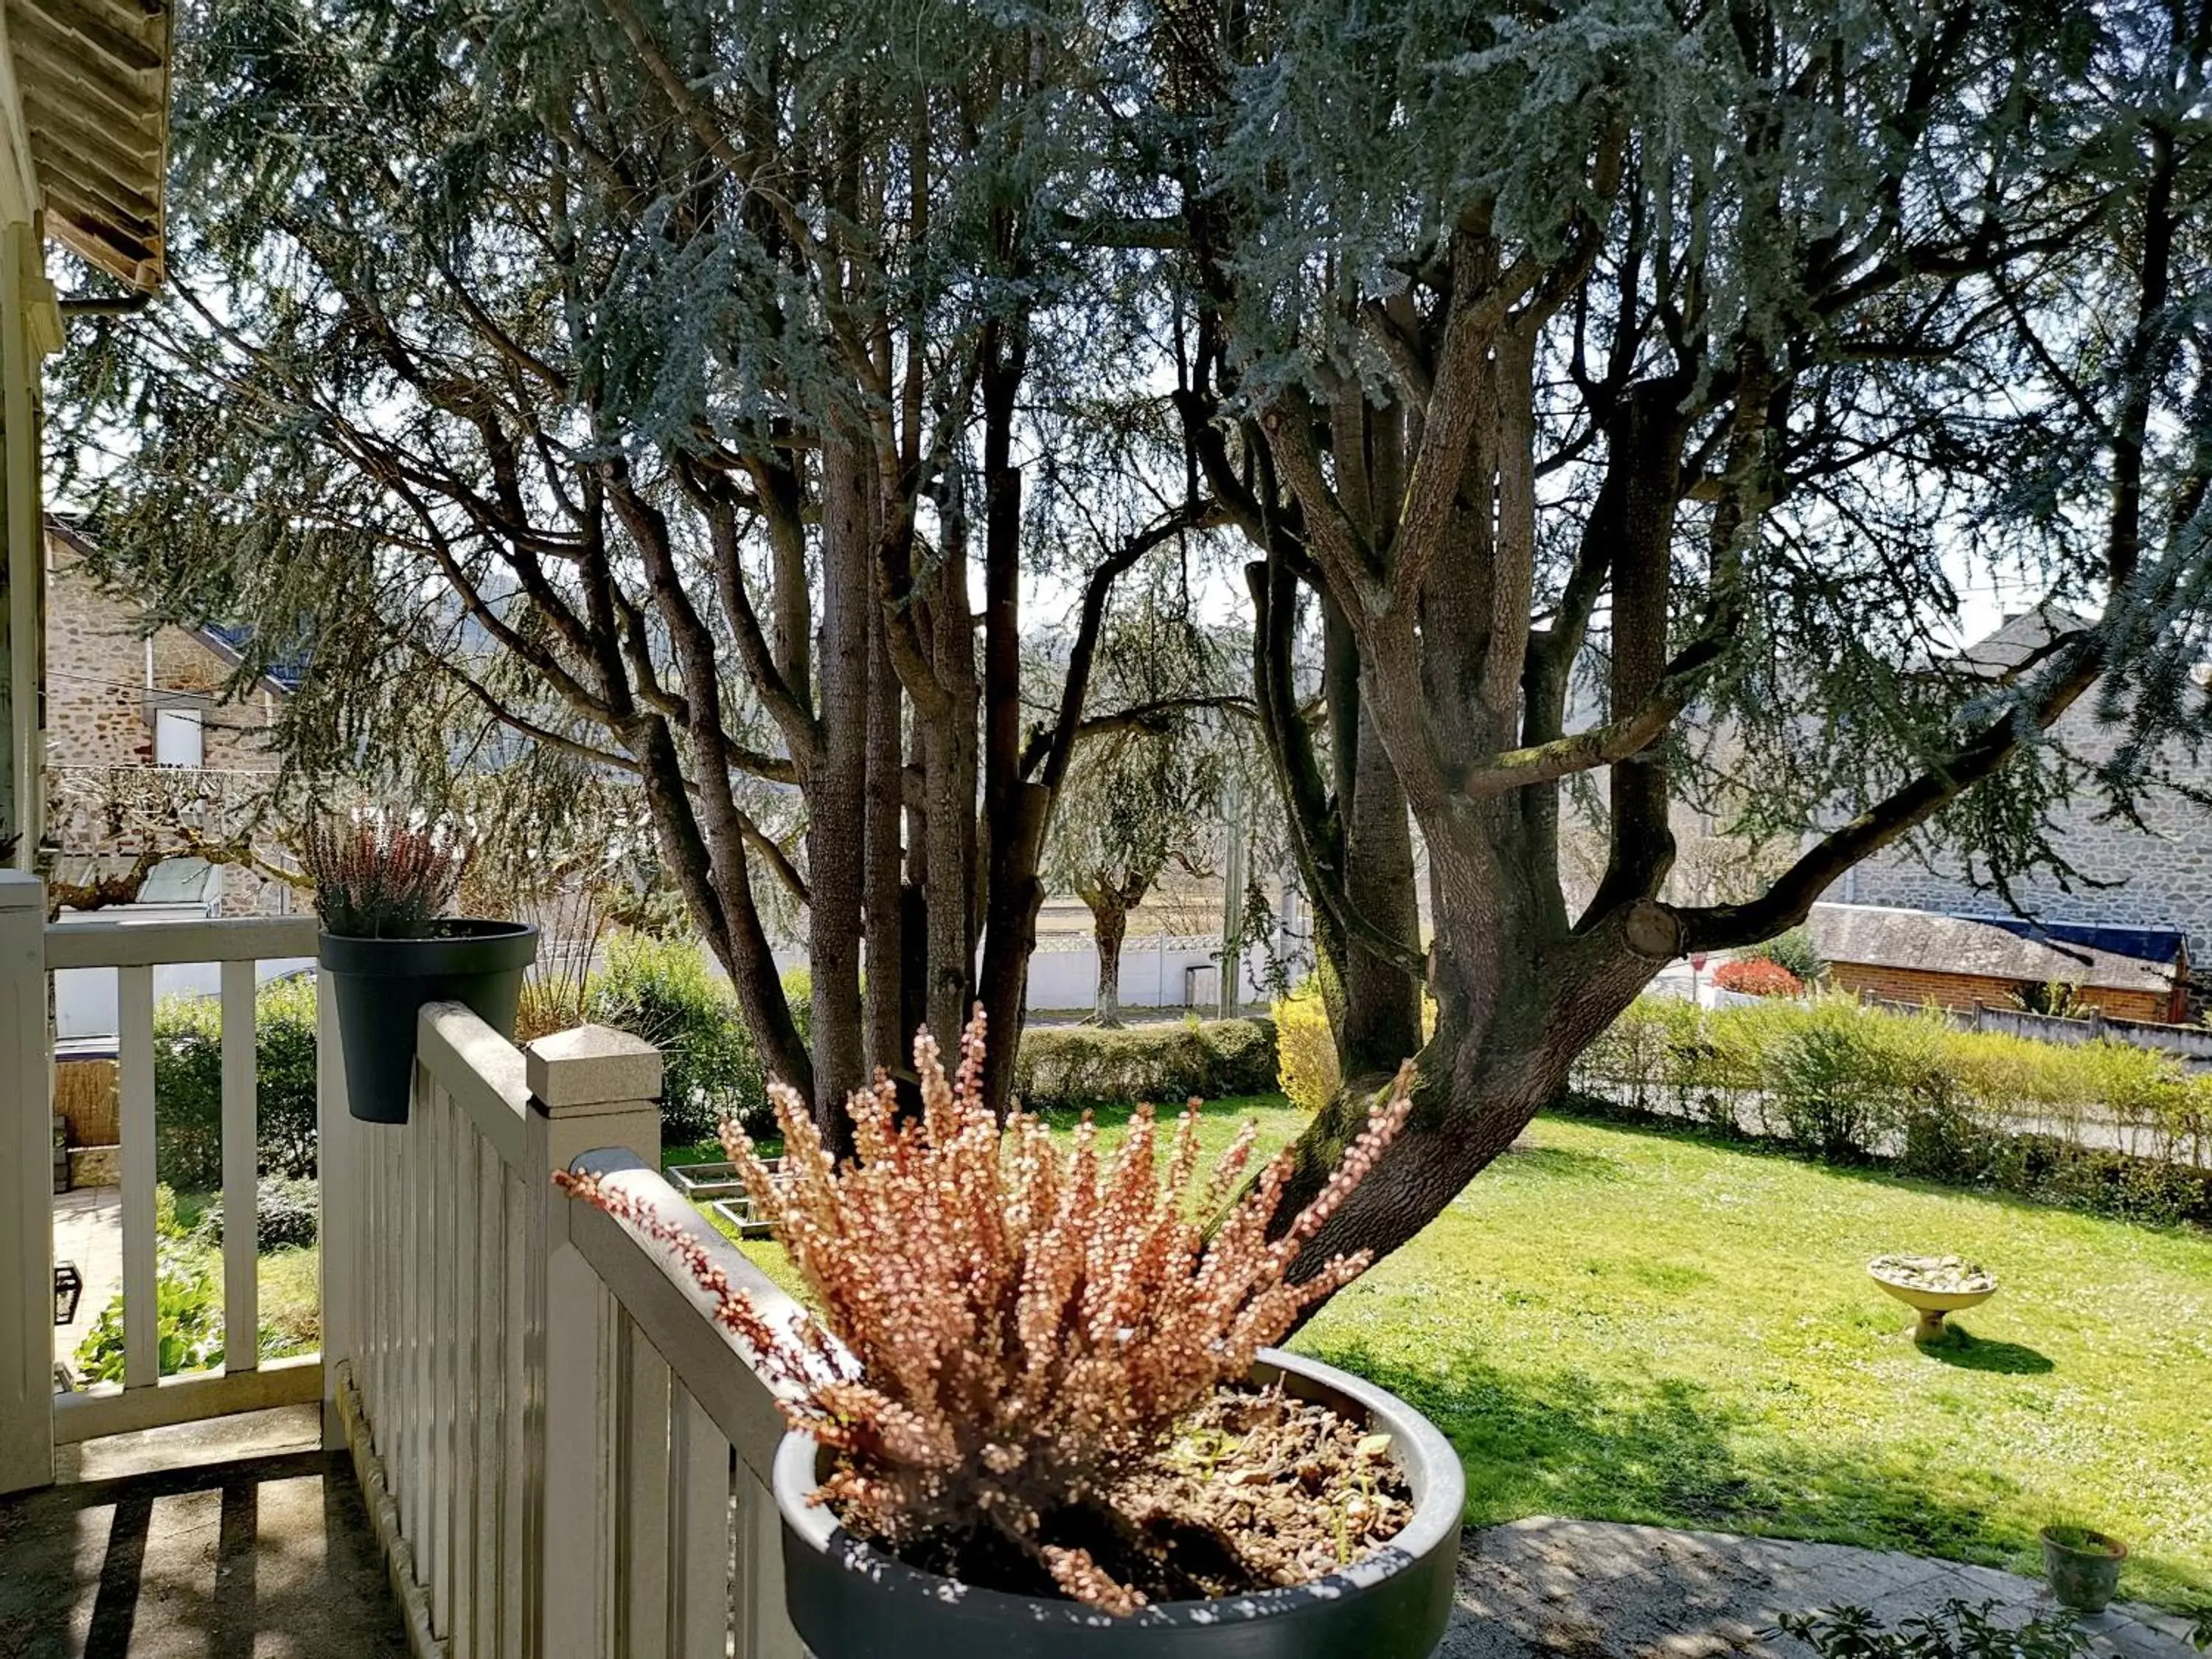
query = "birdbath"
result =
(1868, 1254, 1998, 1343)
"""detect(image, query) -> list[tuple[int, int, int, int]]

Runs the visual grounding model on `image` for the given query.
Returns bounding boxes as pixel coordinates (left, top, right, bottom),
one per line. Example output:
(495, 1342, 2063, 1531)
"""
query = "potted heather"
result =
(565, 1015, 1463, 1658)
(308, 817, 538, 1124)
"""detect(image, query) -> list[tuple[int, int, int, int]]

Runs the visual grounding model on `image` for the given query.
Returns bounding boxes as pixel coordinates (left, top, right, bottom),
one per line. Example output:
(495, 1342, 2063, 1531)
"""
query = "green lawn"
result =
(691, 1096, 2212, 1610)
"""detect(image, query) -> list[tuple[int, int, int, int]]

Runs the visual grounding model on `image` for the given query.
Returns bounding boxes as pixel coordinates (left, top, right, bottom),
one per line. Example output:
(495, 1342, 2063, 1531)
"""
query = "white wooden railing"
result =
(43, 906, 328, 1444)
(329, 1001, 804, 1659)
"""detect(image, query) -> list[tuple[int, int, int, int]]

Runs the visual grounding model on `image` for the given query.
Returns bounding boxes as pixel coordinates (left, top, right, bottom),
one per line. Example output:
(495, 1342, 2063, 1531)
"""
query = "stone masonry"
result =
(1844, 613, 2212, 964)
(43, 521, 294, 915)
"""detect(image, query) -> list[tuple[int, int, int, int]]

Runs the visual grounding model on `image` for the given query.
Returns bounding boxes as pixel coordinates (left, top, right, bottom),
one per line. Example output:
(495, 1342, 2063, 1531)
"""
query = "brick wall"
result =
(1826, 960, 2170, 1023)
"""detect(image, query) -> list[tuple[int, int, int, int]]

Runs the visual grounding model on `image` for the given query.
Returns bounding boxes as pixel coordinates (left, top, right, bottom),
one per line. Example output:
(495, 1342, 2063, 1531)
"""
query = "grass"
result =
(684, 1096, 2212, 1612)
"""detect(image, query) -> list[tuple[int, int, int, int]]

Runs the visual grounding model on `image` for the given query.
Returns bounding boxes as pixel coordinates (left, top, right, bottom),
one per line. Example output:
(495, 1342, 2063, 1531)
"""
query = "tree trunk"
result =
(863, 587, 907, 1077)
(1276, 799, 1666, 1294)
(807, 430, 872, 1152)
(1085, 887, 1135, 1026)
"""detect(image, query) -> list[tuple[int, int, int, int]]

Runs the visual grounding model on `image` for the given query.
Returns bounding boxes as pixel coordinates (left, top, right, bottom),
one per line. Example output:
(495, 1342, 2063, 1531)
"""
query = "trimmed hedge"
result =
(1573, 993, 2212, 1226)
(1013, 1018, 1279, 1115)
(154, 975, 320, 1191)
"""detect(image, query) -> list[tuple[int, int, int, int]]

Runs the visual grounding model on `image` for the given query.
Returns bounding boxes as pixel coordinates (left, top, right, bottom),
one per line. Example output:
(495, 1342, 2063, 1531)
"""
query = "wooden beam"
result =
(8, 0, 164, 84)
(21, 83, 159, 167)
(44, 213, 157, 288)
(33, 144, 158, 228)
(9, 21, 155, 130)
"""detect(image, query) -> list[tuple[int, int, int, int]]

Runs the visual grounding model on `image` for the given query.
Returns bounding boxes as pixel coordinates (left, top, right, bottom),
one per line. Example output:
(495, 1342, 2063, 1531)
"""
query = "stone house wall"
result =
(1843, 687, 2212, 962)
(44, 526, 294, 916)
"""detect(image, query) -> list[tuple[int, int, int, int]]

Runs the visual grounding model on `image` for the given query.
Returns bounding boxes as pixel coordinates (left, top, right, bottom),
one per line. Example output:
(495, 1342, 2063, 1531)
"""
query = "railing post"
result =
(0, 870, 50, 1494)
(521, 1025, 661, 1659)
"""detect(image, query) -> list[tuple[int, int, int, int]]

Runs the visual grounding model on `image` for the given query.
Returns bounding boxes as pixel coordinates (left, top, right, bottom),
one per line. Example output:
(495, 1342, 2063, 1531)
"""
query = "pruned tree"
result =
(1160, 0, 2212, 1276)
(1040, 587, 1250, 1023)
(53, 0, 1217, 1140)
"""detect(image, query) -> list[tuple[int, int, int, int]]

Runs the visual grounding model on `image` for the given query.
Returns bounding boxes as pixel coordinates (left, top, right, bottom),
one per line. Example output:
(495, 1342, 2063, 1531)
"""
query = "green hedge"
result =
(1013, 1018, 1279, 1116)
(154, 975, 320, 1192)
(1571, 994, 2212, 1226)
(583, 934, 807, 1142)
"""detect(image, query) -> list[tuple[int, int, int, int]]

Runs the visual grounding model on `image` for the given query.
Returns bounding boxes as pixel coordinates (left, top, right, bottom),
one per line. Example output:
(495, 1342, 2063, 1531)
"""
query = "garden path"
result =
(1444, 1518, 2197, 1659)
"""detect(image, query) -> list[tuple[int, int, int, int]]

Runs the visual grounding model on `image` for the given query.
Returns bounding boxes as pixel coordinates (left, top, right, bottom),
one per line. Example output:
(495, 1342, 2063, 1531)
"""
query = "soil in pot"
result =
(840, 1380, 1413, 1607)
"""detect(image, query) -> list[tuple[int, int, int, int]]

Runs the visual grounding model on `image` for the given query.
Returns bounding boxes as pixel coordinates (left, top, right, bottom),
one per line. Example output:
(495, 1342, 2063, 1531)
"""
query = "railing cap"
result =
(526, 1023, 664, 1111)
(0, 871, 41, 909)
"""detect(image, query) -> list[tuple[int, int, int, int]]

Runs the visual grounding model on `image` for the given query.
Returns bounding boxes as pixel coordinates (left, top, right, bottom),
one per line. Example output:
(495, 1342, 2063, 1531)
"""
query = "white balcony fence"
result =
(1, 869, 804, 1658)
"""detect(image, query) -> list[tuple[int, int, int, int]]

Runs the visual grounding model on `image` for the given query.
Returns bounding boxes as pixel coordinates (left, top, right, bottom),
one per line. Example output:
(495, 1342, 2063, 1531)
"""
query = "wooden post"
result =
(0, 870, 49, 1492)
(522, 1024, 661, 1659)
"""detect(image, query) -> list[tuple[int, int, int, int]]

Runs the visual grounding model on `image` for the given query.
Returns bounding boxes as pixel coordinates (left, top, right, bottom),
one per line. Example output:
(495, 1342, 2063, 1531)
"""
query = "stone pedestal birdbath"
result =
(1868, 1254, 1998, 1342)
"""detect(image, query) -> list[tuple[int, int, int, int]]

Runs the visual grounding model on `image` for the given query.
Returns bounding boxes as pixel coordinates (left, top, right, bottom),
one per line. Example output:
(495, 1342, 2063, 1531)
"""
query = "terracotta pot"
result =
(774, 1348, 1464, 1658)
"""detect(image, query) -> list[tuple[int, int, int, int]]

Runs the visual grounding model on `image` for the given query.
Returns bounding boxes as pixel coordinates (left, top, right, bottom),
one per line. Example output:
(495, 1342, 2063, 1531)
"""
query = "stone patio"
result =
(1443, 1519, 2199, 1659)
(0, 1408, 405, 1659)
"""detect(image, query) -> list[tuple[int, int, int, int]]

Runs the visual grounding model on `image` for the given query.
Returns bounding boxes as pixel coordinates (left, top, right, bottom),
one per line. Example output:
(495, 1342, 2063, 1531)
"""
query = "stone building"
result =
(1837, 608, 2212, 967)
(42, 518, 299, 917)
(1808, 901, 2188, 1023)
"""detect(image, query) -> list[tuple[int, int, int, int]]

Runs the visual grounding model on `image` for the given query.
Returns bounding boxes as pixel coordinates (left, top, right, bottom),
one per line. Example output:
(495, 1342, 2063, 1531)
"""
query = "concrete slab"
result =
(0, 1442, 405, 1658)
(1443, 1518, 2197, 1659)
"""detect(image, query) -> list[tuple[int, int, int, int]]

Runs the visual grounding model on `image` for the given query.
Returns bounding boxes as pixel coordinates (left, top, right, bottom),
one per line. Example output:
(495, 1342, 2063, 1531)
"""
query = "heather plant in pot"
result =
(561, 1011, 1464, 1658)
(309, 817, 538, 1124)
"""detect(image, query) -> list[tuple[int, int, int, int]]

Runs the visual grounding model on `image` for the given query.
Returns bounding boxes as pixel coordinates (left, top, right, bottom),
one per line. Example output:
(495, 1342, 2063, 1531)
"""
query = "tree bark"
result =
(807, 428, 872, 1152)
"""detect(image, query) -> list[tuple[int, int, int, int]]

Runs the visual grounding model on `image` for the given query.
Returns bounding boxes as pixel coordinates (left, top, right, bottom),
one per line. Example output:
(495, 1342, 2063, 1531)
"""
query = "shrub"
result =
(585, 931, 773, 1141)
(193, 1175, 320, 1251)
(304, 816, 462, 938)
(1713, 957, 1804, 998)
(1273, 983, 1337, 1112)
(1014, 1017, 1279, 1115)
(1743, 926, 1826, 984)
(559, 1016, 1414, 1615)
(153, 974, 321, 1192)
(75, 1253, 226, 1381)
(1772, 1601, 2087, 1659)
(1571, 992, 2212, 1226)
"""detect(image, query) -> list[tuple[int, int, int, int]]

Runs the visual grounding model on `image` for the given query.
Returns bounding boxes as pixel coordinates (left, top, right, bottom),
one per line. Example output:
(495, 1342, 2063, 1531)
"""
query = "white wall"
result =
(48, 905, 313, 1039)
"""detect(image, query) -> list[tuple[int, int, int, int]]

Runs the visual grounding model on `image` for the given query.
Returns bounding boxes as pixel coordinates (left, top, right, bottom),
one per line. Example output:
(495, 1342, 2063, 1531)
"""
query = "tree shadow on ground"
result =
(1298, 1337, 2211, 1610)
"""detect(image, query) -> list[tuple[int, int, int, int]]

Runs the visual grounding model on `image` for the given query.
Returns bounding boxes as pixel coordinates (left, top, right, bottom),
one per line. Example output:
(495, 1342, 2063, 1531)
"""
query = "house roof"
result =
(1807, 902, 2179, 995)
(4, 0, 173, 288)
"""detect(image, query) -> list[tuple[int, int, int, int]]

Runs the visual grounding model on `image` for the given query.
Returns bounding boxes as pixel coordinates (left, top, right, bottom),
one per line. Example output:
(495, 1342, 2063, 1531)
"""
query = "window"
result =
(155, 708, 204, 768)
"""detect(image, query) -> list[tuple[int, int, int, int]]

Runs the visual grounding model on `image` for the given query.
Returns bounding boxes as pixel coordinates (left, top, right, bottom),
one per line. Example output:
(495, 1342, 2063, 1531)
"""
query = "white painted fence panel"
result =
(43, 912, 325, 1447)
(327, 1004, 801, 1658)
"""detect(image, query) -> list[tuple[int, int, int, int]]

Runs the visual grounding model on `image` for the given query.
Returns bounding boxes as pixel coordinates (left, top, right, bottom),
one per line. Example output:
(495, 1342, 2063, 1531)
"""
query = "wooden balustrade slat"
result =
(668, 1385, 734, 1659)
(618, 1318, 672, 1659)
(117, 964, 157, 1391)
(219, 959, 257, 1375)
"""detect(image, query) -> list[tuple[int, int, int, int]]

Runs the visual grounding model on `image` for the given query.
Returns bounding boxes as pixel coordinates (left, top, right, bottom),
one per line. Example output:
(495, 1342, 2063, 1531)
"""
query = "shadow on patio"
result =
(0, 1411, 404, 1659)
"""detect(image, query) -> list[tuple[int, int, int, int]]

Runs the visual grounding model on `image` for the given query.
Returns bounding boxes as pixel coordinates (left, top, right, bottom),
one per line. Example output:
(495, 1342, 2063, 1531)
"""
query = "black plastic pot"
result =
(774, 1348, 1464, 1659)
(320, 921, 538, 1124)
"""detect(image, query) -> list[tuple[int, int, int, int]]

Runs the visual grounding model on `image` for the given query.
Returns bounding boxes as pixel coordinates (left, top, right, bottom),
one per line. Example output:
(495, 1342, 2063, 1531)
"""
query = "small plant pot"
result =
(773, 1348, 1464, 1658)
(2040, 1526, 2126, 1613)
(321, 922, 538, 1124)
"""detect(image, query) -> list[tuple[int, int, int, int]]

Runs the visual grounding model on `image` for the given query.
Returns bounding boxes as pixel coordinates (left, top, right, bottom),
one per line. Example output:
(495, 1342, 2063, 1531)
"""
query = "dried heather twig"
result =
(560, 1006, 1414, 1615)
